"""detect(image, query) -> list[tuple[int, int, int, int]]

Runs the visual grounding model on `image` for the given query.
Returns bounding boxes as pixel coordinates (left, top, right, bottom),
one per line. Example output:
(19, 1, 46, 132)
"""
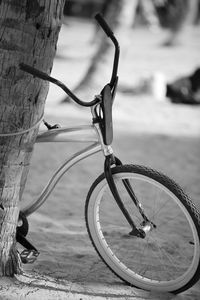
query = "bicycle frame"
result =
(20, 13, 145, 238)
(22, 115, 148, 239)
(22, 122, 105, 217)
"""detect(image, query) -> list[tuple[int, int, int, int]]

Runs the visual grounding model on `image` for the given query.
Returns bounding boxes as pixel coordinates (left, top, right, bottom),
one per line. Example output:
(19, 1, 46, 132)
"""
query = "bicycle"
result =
(18, 14, 200, 294)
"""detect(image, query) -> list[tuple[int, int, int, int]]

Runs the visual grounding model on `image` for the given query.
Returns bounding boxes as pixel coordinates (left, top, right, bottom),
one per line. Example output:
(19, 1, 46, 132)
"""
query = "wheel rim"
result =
(87, 172, 200, 292)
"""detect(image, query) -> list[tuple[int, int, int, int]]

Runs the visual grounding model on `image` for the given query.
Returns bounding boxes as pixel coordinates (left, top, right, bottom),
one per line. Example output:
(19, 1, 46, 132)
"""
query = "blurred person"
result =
(193, 0, 200, 24)
(118, 0, 160, 30)
(116, 0, 160, 53)
(154, 0, 190, 46)
(186, 0, 199, 24)
(137, 0, 160, 31)
(93, 0, 160, 39)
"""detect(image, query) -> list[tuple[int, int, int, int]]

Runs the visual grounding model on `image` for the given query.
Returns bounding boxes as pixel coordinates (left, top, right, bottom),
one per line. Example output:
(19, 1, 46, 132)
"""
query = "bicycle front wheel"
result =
(85, 165, 200, 293)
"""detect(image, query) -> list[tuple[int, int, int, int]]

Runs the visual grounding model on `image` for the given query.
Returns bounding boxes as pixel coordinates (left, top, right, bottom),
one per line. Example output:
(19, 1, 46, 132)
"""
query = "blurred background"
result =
(48, 0, 200, 108)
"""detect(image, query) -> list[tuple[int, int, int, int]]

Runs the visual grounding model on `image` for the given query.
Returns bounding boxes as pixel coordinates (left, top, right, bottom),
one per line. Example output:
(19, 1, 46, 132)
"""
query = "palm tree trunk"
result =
(0, 0, 65, 276)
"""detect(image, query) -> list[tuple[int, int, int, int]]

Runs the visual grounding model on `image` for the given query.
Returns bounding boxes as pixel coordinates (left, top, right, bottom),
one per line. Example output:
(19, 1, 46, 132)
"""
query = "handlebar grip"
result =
(19, 63, 52, 81)
(95, 13, 114, 37)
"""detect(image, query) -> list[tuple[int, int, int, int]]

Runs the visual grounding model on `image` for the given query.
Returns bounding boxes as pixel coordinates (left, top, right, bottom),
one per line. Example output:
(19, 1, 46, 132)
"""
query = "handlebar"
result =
(19, 63, 100, 107)
(95, 13, 120, 88)
(95, 13, 114, 38)
(19, 13, 120, 107)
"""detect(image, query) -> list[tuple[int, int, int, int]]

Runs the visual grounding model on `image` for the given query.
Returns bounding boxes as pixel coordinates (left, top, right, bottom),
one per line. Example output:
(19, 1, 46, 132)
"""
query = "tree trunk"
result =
(0, 0, 65, 276)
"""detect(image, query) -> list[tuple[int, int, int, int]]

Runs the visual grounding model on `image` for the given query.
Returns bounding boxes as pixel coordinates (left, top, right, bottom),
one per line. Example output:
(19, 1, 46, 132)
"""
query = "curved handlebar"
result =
(19, 13, 119, 107)
(19, 64, 51, 82)
(94, 13, 120, 88)
(19, 63, 100, 107)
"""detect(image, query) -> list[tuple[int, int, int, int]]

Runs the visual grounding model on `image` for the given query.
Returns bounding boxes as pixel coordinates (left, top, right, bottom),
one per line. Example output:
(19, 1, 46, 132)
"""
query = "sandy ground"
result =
(1, 17, 200, 299)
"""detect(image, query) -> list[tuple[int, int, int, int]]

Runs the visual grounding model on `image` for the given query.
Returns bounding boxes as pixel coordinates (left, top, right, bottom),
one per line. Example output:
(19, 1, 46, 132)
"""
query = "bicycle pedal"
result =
(20, 249, 39, 264)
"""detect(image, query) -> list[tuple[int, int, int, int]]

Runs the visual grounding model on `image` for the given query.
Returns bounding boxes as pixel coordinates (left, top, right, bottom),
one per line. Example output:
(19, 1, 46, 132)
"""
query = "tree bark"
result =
(0, 0, 65, 276)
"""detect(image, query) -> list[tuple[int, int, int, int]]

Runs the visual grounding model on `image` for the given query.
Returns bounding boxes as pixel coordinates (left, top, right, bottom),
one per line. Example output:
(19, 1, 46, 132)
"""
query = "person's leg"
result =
(118, 0, 139, 29)
(140, 0, 160, 30)
(163, 0, 190, 46)
(186, 0, 199, 25)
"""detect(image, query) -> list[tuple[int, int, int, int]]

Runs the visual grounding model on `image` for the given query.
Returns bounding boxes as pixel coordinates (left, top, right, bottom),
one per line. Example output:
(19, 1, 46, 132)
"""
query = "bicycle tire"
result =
(85, 164, 200, 293)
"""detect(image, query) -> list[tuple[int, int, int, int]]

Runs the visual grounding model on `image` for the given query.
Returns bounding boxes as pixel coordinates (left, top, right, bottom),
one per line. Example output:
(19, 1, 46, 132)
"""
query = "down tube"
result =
(22, 142, 101, 216)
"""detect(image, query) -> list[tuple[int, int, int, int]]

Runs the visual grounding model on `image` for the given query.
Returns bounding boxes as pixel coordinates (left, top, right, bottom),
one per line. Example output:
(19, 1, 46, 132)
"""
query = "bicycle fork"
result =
(104, 154, 156, 238)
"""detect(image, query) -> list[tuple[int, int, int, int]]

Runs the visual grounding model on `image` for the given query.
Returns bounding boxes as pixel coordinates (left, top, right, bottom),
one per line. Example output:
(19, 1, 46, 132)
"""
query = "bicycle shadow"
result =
(0, 271, 195, 300)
